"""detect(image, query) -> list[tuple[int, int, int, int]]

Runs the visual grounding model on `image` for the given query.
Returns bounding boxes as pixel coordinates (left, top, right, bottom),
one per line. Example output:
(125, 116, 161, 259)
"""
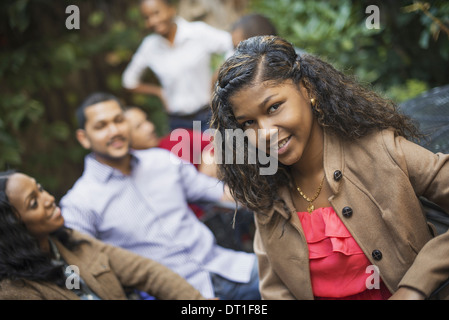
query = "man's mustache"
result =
(107, 136, 127, 147)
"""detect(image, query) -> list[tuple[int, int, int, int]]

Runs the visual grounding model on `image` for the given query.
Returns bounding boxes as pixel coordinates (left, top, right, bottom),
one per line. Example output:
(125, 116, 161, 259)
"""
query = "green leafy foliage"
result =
(250, 0, 449, 101)
(1, 0, 448, 199)
(0, 0, 164, 199)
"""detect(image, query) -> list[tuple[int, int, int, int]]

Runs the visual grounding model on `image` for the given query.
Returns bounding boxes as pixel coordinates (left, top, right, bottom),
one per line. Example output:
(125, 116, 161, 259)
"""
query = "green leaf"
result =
(88, 11, 105, 27)
(419, 30, 430, 49)
(45, 121, 70, 141)
(7, 0, 30, 32)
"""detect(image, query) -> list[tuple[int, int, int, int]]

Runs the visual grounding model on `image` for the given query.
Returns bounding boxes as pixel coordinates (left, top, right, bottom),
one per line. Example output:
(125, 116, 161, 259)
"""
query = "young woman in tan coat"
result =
(210, 36, 449, 300)
(0, 171, 204, 300)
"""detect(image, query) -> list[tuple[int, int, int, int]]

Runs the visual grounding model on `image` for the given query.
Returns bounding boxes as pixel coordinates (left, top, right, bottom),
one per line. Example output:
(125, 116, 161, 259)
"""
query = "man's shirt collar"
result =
(84, 152, 140, 183)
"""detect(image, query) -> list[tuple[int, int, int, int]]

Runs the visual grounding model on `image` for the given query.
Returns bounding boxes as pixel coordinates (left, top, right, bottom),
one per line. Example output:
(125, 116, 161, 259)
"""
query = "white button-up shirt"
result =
(60, 148, 255, 298)
(122, 17, 233, 115)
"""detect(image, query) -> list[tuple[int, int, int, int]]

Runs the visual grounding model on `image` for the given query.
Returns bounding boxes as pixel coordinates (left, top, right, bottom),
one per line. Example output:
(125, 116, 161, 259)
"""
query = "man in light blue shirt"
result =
(60, 92, 259, 299)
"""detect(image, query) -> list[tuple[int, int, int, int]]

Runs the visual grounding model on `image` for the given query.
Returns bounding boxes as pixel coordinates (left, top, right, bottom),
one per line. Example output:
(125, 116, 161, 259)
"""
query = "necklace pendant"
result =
(307, 203, 314, 213)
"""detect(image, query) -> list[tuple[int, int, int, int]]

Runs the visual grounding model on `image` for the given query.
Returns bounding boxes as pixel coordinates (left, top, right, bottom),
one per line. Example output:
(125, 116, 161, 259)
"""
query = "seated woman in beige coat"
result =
(210, 35, 449, 300)
(0, 170, 204, 300)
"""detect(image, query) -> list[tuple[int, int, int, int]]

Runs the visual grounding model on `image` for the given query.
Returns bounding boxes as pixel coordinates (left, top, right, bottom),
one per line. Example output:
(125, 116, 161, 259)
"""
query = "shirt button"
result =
(333, 170, 343, 181)
(372, 250, 383, 261)
(342, 206, 353, 218)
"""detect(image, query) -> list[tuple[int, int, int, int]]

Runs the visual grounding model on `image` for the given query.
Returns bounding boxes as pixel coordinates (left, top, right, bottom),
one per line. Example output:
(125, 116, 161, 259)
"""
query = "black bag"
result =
(421, 197, 449, 299)
(421, 197, 449, 236)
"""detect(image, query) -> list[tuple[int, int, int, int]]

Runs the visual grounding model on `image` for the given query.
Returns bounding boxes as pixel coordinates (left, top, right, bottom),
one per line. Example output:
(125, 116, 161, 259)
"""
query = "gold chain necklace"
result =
(295, 175, 325, 213)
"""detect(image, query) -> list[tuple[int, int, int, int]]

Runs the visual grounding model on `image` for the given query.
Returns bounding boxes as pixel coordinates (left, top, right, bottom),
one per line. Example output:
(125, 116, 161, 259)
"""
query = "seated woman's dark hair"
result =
(0, 171, 87, 287)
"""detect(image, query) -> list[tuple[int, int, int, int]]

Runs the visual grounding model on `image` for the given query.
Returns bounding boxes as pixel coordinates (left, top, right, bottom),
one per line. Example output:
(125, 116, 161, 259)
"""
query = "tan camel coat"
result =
(0, 230, 204, 300)
(254, 129, 449, 299)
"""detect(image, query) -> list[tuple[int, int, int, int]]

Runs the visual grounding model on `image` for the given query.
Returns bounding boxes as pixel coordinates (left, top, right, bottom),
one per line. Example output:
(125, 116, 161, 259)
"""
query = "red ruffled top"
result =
(297, 207, 391, 300)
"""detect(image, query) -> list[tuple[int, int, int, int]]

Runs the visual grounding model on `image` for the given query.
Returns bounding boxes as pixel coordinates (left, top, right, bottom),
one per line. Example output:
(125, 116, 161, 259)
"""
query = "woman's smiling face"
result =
(6, 173, 64, 241)
(230, 80, 322, 167)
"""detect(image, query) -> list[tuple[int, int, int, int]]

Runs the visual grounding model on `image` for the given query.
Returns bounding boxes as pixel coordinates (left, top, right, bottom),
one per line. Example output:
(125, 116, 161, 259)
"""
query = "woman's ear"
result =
(299, 81, 312, 101)
(76, 129, 91, 150)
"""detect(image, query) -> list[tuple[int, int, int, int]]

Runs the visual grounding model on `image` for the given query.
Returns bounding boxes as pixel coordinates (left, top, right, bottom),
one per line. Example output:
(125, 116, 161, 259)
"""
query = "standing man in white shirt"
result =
(122, 0, 233, 131)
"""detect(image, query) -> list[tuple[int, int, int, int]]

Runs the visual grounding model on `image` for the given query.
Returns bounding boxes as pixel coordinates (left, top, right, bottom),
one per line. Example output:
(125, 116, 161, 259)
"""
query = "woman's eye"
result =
(30, 199, 38, 209)
(268, 103, 281, 113)
(242, 120, 254, 128)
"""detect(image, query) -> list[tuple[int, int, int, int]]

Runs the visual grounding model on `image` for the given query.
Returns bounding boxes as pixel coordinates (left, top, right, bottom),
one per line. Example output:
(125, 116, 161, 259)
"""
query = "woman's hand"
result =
(389, 287, 426, 300)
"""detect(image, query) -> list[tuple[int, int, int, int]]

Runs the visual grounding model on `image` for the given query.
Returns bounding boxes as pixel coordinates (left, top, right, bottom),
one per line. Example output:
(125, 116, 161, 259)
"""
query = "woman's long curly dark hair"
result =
(0, 171, 86, 287)
(210, 35, 421, 215)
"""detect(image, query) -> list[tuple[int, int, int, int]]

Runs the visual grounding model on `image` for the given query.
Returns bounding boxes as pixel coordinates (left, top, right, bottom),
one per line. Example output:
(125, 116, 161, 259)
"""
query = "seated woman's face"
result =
(6, 173, 64, 241)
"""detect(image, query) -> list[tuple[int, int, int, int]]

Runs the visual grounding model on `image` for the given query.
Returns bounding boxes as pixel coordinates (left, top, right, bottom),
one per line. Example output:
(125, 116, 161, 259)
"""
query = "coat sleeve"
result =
(196, 21, 233, 55)
(386, 132, 449, 297)
(253, 228, 296, 299)
(84, 235, 205, 300)
(0, 281, 46, 300)
(106, 243, 205, 300)
(177, 156, 225, 204)
(122, 37, 152, 90)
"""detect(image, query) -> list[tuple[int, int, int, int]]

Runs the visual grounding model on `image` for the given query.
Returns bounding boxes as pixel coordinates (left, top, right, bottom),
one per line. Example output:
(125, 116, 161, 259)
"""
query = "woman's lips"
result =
(49, 206, 61, 219)
(276, 135, 292, 155)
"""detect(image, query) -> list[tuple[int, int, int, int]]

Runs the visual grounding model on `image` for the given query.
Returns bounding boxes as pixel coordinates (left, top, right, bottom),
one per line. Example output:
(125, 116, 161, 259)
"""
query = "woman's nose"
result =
(258, 120, 278, 142)
(43, 191, 55, 207)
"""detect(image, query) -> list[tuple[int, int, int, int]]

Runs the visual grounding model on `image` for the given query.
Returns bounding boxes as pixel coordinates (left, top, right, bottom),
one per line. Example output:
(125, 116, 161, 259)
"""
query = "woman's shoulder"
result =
(67, 229, 96, 242)
(0, 279, 44, 299)
(325, 128, 407, 172)
(338, 128, 407, 154)
(339, 128, 439, 175)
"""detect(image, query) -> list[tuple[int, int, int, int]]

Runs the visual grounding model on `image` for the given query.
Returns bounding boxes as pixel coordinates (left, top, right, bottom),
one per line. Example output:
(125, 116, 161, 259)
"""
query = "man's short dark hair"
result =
(140, 0, 179, 7)
(231, 14, 278, 40)
(76, 92, 123, 129)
